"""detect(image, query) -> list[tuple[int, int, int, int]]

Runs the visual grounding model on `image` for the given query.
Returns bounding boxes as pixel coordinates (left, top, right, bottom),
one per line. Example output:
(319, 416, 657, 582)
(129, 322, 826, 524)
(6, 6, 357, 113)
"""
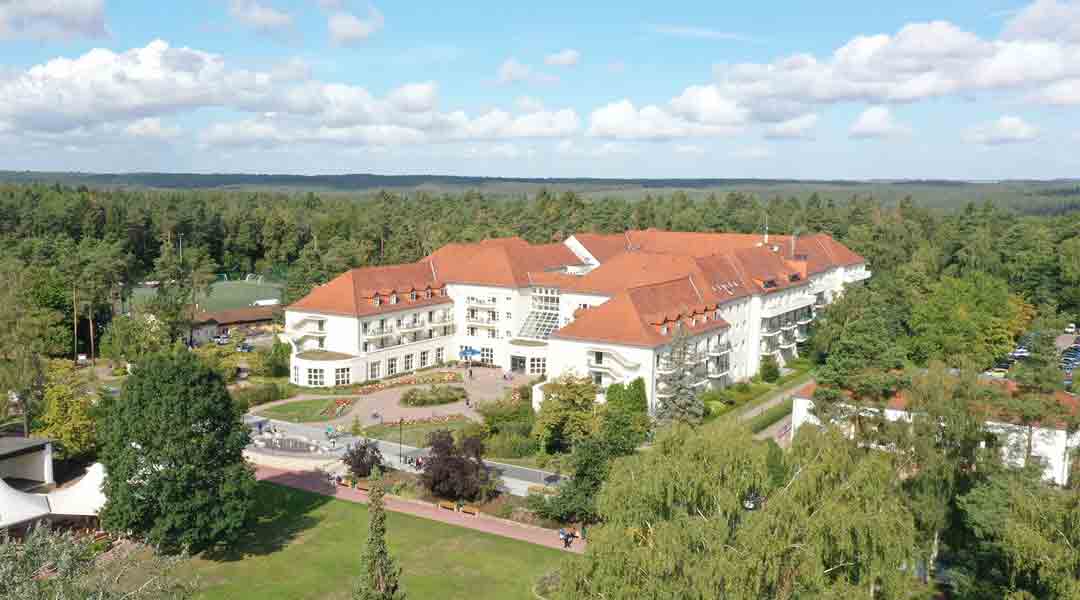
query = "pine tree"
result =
(655, 329, 705, 425)
(354, 468, 406, 600)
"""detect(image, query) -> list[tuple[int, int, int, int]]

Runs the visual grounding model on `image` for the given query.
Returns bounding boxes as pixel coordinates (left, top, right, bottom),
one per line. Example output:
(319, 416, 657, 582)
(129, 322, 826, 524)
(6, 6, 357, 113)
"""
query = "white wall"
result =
(445, 283, 525, 368)
(792, 397, 1080, 487)
(0, 444, 53, 484)
(285, 311, 360, 355)
(545, 337, 658, 409)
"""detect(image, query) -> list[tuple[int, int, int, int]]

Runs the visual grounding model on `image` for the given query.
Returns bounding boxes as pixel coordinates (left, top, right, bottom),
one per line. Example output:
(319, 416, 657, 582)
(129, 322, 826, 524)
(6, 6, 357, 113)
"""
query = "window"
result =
(436, 348, 444, 363)
(369, 361, 381, 380)
(335, 367, 350, 386)
(404, 354, 414, 371)
(396, 318, 403, 328)
(425, 290, 432, 299)
(468, 326, 477, 337)
(409, 292, 417, 301)
(505, 330, 512, 339)
(373, 297, 381, 306)
(292, 366, 298, 384)
(488, 329, 497, 339)
(317, 338, 325, 349)
(529, 357, 546, 375)
(591, 372, 603, 386)
(505, 312, 512, 320)
(387, 358, 398, 376)
(307, 368, 324, 386)
(316, 320, 325, 332)
(420, 351, 430, 368)
(362, 321, 370, 334)
(363, 342, 371, 352)
(390, 294, 398, 304)
(428, 311, 434, 321)
(579, 303, 589, 311)
(594, 351, 604, 365)
(481, 347, 494, 365)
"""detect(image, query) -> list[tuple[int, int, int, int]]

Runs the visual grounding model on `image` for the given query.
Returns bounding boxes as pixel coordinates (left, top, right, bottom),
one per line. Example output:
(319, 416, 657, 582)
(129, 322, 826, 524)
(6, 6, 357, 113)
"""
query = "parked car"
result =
(213, 335, 230, 346)
(1011, 348, 1031, 358)
(236, 343, 253, 353)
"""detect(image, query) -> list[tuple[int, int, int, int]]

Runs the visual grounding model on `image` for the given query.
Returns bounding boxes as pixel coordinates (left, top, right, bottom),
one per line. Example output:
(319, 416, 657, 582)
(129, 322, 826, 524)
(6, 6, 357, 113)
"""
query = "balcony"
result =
(467, 297, 497, 306)
(398, 319, 426, 331)
(797, 313, 813, 325)
(363, 325, 393, 337)
(761, 328, 781, 337)
(708, 343, 732, 356)
(429, 314, 454, 324)
(781, 321, 797, 331)
(780, 338, 797, 349)
(466, 314, 498, 325)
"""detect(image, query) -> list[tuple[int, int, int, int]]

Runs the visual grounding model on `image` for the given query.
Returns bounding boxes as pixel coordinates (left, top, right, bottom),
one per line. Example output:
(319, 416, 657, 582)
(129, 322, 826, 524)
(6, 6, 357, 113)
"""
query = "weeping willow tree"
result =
(557, 423, 919, 599)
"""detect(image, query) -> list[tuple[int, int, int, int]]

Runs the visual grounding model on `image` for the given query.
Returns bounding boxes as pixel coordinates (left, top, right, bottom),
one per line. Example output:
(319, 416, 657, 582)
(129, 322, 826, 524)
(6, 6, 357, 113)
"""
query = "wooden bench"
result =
(460, 504, 479, 517)
(438, 501, 457, 512)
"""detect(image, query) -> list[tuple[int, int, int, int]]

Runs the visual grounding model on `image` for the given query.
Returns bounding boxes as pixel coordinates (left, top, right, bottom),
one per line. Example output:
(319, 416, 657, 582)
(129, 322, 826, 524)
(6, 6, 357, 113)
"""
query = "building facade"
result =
(285, 230, 870, 413)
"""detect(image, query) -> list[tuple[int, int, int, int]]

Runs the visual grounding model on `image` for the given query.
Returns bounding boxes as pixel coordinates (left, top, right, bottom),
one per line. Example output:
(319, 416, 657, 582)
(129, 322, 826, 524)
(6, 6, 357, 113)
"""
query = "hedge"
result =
(748, 398, 794, 434)
(400, 385, 468, 407)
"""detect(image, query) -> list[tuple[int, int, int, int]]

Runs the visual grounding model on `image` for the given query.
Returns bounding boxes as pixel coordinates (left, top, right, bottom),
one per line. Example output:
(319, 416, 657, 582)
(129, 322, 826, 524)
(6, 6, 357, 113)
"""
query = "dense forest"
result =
(1, 181, 1080, 362)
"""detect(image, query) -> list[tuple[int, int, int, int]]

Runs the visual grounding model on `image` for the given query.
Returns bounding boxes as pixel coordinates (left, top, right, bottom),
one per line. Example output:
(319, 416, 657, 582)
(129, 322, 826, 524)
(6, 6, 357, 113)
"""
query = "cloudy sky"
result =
(1, 0, 1079, 179)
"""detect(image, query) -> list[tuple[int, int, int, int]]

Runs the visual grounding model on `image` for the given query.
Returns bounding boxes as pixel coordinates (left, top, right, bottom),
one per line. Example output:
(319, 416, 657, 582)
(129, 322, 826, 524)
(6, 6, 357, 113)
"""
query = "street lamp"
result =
(399, 418, 404, 464)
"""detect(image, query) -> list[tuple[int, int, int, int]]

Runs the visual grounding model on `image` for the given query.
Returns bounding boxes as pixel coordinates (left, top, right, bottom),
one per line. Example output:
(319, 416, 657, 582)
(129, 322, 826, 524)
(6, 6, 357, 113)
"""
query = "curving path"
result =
(253, 367, 531, 428)
(256, 465, 585, 554)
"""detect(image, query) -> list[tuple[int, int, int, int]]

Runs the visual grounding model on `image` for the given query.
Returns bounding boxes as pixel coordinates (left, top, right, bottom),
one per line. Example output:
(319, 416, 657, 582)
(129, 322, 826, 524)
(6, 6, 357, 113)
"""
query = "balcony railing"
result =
(797, 313, 813, 325)
(466, 314, 498, 324)
(761, 328, 781, 337)
(780, 338, 797, 349)
(398, 319, 426, 331)
(708, 366, 730, 378)
(781, 321, 797, 331)
(429, 314, 454, 324)
(364, 326, 393, 336)
(467, 297, 497, 306)
(708, 343, 732, 356)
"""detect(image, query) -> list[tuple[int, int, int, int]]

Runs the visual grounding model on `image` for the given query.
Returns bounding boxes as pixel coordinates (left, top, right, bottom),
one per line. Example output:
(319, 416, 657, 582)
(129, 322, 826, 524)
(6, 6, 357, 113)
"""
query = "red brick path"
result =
(255, 466, 585, 554)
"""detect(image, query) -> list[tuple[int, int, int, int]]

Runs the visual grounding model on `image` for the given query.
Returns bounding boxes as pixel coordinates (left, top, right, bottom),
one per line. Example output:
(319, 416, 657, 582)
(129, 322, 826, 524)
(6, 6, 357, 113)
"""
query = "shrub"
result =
(232, 382, 287, 408)
(478, 395, 535, 437)
(734, 381, 752, 393)
(749, 398, 794, 433)
(420, 430, 492, 502)
(485, 431, 538, 459)
(760, 356, 781, 383)
(343, 438, 385, 478)
(400, 385, 468, 407)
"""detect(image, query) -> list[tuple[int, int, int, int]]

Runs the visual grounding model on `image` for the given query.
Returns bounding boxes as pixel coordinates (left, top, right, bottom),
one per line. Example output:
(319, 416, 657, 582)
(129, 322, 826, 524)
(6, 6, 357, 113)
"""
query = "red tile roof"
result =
(423, 237, 582, 288)
(288, 262, 452, 317)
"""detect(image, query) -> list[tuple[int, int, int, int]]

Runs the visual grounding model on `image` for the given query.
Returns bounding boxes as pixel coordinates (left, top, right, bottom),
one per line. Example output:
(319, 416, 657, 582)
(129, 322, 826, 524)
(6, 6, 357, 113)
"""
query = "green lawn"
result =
(257, 398, 345, 423)
(182, 483, 565, 599)
(132, 280, 283, 312)
(361, 419, 473, 448)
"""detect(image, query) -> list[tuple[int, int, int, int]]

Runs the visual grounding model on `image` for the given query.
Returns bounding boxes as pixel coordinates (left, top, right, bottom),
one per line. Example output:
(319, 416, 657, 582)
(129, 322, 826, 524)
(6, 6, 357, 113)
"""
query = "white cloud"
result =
(765, 113, 819, 139)
(648, 24, 754, 42)
(587, 99, 741, 140)
(497, 58, 558, 85)
(328, 6, 383, 45)
(0, 0, 107, 40)
(964, 115, 1039, 145)
(125, 117, 181, 139)
(387, 81, 437, 113)
(229, 0, 293, 32)
(462, 143, 533, 159)
(849, 107, 911, 139)
(544, 49, 580, 67)
(1004, 0, 1080, 42)
(270, 57, 312, 82)
(670, 85, 749, 125)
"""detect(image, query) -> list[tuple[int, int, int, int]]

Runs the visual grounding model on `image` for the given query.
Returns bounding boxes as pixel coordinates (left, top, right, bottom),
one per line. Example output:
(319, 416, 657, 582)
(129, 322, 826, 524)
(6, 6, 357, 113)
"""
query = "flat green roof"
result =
(509, 339, 547, 347)
(296, 350, 355, 361)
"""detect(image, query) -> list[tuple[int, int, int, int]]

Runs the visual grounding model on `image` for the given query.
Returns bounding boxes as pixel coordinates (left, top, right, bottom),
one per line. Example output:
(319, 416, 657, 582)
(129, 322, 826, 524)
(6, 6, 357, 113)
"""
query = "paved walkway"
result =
(255, 465, 585, 554)
(254, 366, 530, 428)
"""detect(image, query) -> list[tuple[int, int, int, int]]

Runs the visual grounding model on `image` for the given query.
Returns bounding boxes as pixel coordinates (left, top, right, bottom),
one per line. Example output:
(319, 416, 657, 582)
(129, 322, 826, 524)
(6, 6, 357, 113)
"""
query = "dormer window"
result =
(425, 290, 432, 299)
(373, 297, 381, 306)
(661, 325, 669, 335)
(789, 273, 801, 282)
(390, 294, 398, 304)
(410, 292, 417, 301)
(763, 279, 777, 289)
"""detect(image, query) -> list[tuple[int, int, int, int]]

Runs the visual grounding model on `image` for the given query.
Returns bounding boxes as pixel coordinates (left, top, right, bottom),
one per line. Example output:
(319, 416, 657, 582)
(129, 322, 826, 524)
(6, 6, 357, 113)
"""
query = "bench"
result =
(438, 501, 457, 512)
(357, 483, 370, 492)
(460, 504, 479, 517)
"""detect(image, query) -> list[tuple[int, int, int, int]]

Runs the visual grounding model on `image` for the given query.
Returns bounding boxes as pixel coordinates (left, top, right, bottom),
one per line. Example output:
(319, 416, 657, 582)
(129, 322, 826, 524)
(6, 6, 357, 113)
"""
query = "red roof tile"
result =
(288, 263, 451, 317)
(423, 237, 582, 288)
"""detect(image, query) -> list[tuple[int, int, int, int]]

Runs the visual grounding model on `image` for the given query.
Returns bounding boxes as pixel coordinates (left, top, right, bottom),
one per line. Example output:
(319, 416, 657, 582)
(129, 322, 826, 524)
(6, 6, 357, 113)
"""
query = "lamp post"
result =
(399, 418, 404, 464)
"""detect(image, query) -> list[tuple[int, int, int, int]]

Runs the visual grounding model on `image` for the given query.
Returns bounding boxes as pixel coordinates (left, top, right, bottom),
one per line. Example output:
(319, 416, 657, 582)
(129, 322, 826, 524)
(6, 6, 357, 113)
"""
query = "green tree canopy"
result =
(99, 350, 255, 553)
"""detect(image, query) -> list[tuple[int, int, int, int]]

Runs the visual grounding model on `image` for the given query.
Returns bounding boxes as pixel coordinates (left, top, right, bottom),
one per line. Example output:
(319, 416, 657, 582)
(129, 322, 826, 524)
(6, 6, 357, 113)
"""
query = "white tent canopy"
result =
(0, 476, 51, 528)
(0, 463, 107, 529)
(47, 463, 107, 517)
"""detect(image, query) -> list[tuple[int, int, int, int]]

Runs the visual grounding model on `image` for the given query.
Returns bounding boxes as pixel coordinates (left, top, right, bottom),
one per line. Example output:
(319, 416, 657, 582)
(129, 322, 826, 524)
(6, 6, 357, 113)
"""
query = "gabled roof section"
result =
(423, 236, 581, 288)
(288, 262, 450, 317)
(553, 276, 729, 348)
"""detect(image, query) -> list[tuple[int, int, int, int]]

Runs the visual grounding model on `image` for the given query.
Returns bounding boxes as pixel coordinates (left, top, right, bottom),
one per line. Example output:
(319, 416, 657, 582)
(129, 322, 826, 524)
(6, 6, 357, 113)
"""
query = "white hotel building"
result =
(285, 229, 869, 413)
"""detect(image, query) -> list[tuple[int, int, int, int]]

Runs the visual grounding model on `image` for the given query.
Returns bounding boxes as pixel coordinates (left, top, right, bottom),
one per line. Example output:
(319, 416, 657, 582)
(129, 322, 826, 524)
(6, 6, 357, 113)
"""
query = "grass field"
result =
(180, 483, 565, 599)
(257, 398, 346, 423)
(132, 280, 283, 312)
(361, 419, 473, 448)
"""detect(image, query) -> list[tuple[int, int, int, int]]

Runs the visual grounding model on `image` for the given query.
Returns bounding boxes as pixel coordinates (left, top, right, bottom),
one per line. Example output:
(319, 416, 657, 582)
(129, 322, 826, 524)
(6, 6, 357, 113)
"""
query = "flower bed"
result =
(400, 385, 468, 407)
(297, 370, 464, 396)
(319, 397, 356, 418)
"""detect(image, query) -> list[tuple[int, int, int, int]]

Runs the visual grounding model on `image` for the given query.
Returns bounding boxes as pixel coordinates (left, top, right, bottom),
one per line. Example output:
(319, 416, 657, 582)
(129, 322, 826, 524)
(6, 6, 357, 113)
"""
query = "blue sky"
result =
(1, 0, 1078, 179)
